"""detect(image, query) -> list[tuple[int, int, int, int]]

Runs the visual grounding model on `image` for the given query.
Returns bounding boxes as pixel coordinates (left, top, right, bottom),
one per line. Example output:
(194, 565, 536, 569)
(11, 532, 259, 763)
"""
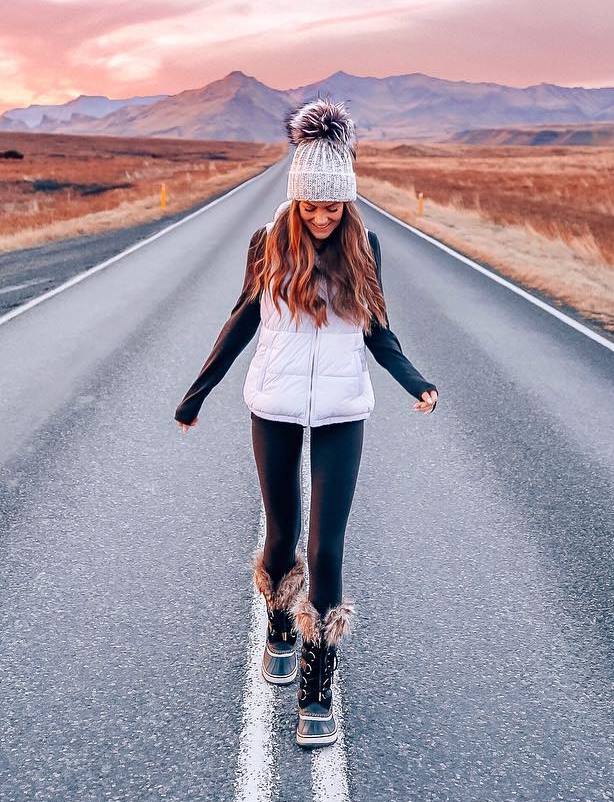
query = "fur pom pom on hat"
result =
(284, 96, 357, 202)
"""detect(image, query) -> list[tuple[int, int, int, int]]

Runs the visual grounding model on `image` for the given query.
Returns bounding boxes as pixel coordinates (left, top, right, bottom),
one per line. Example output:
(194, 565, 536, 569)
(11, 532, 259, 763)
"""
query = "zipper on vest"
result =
(306, 328, 318, 426)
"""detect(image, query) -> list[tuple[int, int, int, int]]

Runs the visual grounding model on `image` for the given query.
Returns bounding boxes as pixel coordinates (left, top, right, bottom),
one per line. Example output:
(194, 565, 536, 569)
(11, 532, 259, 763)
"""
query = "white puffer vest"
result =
(242, 201, 376, 427)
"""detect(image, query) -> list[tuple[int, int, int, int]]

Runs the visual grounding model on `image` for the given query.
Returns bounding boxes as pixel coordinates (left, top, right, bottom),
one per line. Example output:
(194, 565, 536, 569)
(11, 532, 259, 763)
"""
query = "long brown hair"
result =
(244, 200, 388, 335)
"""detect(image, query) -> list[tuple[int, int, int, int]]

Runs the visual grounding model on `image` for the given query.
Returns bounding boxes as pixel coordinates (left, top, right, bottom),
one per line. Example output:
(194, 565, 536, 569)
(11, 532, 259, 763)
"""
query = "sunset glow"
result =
(1, 0, 612, 113)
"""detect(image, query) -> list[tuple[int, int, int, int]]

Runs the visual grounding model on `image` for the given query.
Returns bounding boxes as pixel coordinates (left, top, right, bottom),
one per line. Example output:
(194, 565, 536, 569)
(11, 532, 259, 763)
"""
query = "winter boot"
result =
(290, 593, 355, 748)
(252, 549, 306, 685)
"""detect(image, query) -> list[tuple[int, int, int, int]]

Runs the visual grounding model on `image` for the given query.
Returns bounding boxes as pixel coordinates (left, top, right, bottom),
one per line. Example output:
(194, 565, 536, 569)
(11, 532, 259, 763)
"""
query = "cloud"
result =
(1, 0, 612, 112)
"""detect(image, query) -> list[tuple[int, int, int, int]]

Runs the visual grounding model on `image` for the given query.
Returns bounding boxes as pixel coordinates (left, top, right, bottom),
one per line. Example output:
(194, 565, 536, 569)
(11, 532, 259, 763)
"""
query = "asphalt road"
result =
(0, 172, 274, 320)
(0, 154, 613, 802)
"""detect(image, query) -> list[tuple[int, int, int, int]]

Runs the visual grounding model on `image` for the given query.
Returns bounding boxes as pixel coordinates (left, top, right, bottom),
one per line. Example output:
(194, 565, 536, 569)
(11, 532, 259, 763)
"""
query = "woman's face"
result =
(298, 200, 344, 241)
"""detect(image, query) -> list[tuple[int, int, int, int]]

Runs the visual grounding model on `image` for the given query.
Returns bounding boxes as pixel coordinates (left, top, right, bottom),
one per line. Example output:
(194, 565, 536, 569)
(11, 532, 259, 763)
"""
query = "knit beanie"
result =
(284, 97, 357, 202)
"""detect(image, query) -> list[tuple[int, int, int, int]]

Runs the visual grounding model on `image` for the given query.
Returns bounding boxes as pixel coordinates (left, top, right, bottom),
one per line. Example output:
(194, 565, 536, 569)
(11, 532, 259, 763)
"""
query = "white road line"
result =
(232, 429, 352, 801)
(311, 687, 351, 802)
(232, 503, 277, 802)
(0, 277, 49, 296)
(0, 159, 282, 329)
(358, 193, 614, 353)
(301, 429, 352, 802)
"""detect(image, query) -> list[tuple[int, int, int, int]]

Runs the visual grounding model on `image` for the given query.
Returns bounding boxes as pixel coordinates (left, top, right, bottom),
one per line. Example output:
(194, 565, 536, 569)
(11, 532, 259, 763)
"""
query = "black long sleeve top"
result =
(175, 228, 438, 425)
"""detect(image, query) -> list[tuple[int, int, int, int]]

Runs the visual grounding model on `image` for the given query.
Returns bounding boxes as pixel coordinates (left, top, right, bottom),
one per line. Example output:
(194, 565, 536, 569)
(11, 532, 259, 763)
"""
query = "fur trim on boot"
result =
(290, 595, 321, 644)
(323, 598, 355, 647)
(290, 593, 356, 647)
(252, 549, 306, 610)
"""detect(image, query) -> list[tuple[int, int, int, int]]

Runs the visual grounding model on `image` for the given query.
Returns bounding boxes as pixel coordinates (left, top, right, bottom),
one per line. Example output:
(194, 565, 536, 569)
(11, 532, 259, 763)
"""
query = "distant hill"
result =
(2, 93, 168, 131)
(75, 71, 293, 142)
(446, 122, 614, 146)
(2, 70, 613, 142)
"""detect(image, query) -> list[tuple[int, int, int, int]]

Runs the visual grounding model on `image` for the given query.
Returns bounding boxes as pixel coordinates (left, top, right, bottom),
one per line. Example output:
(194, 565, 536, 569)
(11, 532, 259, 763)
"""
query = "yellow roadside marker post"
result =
(160, 182, 167, 209)
(417, 191, 424, 216)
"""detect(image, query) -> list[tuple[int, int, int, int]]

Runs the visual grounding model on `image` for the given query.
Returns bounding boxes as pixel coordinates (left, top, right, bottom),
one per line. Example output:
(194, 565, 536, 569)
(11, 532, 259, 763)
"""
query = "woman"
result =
(174, 98, 439, 749)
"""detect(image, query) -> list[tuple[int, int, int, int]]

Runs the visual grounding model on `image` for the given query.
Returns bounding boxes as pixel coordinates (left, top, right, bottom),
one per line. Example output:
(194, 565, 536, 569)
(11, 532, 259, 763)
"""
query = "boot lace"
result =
(266, 605, 298, 644)
(298, 640, 339, 705)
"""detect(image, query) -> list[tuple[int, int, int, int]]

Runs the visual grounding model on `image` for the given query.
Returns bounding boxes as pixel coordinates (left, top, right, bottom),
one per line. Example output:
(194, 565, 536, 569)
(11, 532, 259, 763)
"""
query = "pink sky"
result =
(1, 0, 613, 113)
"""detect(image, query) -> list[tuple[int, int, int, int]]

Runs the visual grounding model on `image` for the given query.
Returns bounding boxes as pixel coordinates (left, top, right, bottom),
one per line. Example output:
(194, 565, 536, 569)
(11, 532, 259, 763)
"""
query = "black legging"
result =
(250, 411, 364, 616)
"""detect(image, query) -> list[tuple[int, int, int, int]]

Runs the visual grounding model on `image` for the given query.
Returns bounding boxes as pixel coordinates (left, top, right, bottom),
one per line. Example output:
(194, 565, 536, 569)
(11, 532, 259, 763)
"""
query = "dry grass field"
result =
(0, 131, 285, 253)
(356, 142, 614, 332)
(2, 132, 613, 333)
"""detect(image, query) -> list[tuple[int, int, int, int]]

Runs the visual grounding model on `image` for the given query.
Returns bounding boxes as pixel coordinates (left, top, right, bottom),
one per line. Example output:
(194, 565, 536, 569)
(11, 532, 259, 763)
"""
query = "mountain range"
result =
(2, 69, 613, 142)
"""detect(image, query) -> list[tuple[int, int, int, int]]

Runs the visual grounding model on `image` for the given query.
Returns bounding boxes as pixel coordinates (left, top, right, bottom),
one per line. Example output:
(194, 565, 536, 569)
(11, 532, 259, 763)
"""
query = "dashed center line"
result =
(232, 427, 352, 802)
(232, 505, 277, 802)
(302, 428, 352, 802)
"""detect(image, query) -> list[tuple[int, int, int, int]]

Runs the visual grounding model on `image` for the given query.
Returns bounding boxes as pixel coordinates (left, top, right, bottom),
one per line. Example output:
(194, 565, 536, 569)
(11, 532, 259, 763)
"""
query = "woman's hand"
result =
(413, 390, 438, 414)
(176, 418, 199, 433)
